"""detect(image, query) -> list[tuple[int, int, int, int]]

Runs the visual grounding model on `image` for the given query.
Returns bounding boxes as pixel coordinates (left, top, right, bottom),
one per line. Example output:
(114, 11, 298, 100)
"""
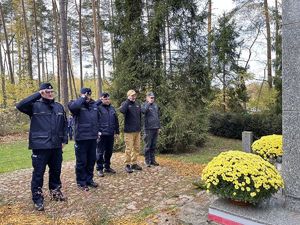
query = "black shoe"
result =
(77, 184, 89, 191)
(151, 161, 159, 166)
(50, 188, 67, 201)
(97, 170, 104, 177)
(145, 161, 151, 167)
(125, 164, 133, 173)
(131, 164, 143, 170)
(104, 168, 116, 174)
(87, 181, 98, 188)
(34, 200, 44, 211)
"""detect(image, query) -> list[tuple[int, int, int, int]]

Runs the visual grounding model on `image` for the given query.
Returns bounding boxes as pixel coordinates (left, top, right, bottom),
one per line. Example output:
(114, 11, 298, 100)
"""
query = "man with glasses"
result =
(96, 92, 120, 177)
(16, 82, 68, 211)
(141, 92, 160, 167)
(120, 90, 143, 173)
(68, 88, 100, 191)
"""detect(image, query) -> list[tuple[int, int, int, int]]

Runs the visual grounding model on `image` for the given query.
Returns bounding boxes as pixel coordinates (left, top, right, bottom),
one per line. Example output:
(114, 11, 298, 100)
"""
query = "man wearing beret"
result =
(119, 90, 143, 173)
(16, 82, 68, 211)
(141, 92, 161, 167)
(96, 92, 120, 177)
(68, 88, 100, 191)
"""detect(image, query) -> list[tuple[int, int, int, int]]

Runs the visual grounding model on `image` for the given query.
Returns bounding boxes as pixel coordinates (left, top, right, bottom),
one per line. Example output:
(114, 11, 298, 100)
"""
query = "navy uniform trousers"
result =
(96, 135, 114, 171)
(75, 139, 97, 186)
(143, 129, 159, 164)
(31, 148, 62, 202)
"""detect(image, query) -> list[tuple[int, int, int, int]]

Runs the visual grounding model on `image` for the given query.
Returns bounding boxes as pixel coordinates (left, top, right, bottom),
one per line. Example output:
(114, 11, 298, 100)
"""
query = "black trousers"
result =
(143, 129, 159, 163)
(75, 139, 97, 186)
(96, 135, 114, 171)
(31, 148, 62, 202)
(68, 126, 73, 140)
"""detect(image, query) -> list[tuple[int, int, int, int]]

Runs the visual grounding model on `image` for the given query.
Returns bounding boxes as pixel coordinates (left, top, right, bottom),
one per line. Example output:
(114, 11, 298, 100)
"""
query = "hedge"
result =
(209, 112, 282, 140)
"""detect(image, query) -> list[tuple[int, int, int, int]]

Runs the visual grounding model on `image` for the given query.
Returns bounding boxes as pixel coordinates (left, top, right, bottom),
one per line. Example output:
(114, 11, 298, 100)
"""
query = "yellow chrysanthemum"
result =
(202, 150, 284, 204)
(251, 135, 282, 160)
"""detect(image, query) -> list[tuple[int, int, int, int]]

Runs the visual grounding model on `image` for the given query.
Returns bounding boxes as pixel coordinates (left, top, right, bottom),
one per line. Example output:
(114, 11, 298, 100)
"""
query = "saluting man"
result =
(141, 92, 160, 167)
(68, 88, 100, 191)
(16, 83, 68, 211)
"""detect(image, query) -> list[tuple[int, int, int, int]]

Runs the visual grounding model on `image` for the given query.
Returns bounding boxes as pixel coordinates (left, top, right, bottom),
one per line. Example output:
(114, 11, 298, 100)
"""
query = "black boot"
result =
(104, 168, 116, 174)
(50, 188, 67, 201)
(131, 164, 143, 170)
(33, 189, 44, 211)
(125, 164, 133, 173)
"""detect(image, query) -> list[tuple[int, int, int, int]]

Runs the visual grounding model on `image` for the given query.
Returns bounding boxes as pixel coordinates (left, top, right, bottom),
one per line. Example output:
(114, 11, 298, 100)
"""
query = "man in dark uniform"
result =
(68, 88, 100, 191)
(141, 92, 161, 167)
(120, 90, 142, 173)
(96, 92, 120, 177)
(16, 82, 68, 211)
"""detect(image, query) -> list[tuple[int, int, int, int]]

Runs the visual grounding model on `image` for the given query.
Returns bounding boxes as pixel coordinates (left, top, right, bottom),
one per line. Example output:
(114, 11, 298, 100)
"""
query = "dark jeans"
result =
(96, 135, 114, 171)
(75, 139, 97, 186)
(143, 129, 159, 163)
(31, 148, 62, 203)
(68, 126, 73, 140)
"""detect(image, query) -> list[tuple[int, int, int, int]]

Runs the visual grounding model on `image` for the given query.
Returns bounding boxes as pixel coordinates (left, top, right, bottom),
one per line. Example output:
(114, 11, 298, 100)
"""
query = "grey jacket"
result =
(141, 102, 160, 130)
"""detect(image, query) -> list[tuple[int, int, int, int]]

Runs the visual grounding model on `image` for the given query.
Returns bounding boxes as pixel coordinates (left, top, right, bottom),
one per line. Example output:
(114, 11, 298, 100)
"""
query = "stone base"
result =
(208, 197, 300, 225)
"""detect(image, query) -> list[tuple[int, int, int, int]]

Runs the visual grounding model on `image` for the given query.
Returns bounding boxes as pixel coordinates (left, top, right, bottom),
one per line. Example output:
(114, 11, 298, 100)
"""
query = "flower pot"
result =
(228, 199, 251, 207)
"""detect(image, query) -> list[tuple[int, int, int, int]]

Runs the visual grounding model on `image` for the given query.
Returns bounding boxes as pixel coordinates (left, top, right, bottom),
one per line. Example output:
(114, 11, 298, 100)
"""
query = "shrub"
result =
(251, 135, 283, 160)
(157, 102, 208, 153)
(202, 151, 284, 204)
(209, 112, 282, 139)
(0, 108, 29, 136)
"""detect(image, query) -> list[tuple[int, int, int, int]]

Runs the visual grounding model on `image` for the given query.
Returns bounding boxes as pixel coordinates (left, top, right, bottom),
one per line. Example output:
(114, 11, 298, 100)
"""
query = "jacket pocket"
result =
(31, 131, 49, 144)
(78, 123, 91, 133)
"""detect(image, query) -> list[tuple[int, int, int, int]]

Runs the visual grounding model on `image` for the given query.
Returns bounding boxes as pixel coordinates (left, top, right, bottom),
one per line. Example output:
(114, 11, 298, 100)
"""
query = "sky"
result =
(213, 0, 277, 82)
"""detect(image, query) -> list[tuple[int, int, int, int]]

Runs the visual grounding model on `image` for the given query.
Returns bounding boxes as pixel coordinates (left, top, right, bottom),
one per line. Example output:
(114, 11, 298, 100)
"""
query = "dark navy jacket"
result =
(119, 99, 141, 133)
(16, 92, 68, 150)
(141, 102, 161, 130)
(98, 104, 120, 136)
(68, 97, 100, 141)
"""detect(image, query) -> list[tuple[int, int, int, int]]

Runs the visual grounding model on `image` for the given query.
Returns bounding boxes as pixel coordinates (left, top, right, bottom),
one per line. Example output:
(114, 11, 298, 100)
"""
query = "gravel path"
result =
(0, 153, 216, 224)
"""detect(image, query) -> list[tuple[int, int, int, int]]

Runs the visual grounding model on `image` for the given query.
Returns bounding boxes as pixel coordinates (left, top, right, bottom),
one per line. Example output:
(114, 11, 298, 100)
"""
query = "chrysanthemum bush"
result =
(202, 151, 284, 204)
(251, 135, 283, 160)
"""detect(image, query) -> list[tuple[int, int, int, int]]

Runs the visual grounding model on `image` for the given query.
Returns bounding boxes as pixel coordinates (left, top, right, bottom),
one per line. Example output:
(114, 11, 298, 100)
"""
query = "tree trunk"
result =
(53, 0, 61, 101)
(68, 49, 77, 99)
(21, 0, 33, 80)
(40, 31, 46, 81)
(17, 30, 22, 78)
(109, 0, 115, 71)
(97, 0, 105, 81)
(59, 0, 69, 109)
(45, 50, 49, 80)
(0, 41, 7, 108)
(208, 0, 212, 77)
(0, 3, 14, 84)
(78, 0, 83, 88)
(162, 21, 167, 75)
(33, 0, 41, 84)
(166, 12, 172, 74)
(263, 0, 272, 88)
(92, 0, 103, 97)
(222, 64, 226, 112)
(51, 20, 55, 80)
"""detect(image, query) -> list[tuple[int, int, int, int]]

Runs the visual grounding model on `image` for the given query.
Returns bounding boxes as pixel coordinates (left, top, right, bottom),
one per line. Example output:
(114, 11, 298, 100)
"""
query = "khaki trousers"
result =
(124, 132, 141, 165)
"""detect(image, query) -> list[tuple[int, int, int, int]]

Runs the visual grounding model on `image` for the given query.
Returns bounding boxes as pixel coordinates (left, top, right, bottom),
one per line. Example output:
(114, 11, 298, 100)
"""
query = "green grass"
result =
(161, 135, 242, 164)
(0, 140, 76, 173)
(0, 135, 241, 173)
